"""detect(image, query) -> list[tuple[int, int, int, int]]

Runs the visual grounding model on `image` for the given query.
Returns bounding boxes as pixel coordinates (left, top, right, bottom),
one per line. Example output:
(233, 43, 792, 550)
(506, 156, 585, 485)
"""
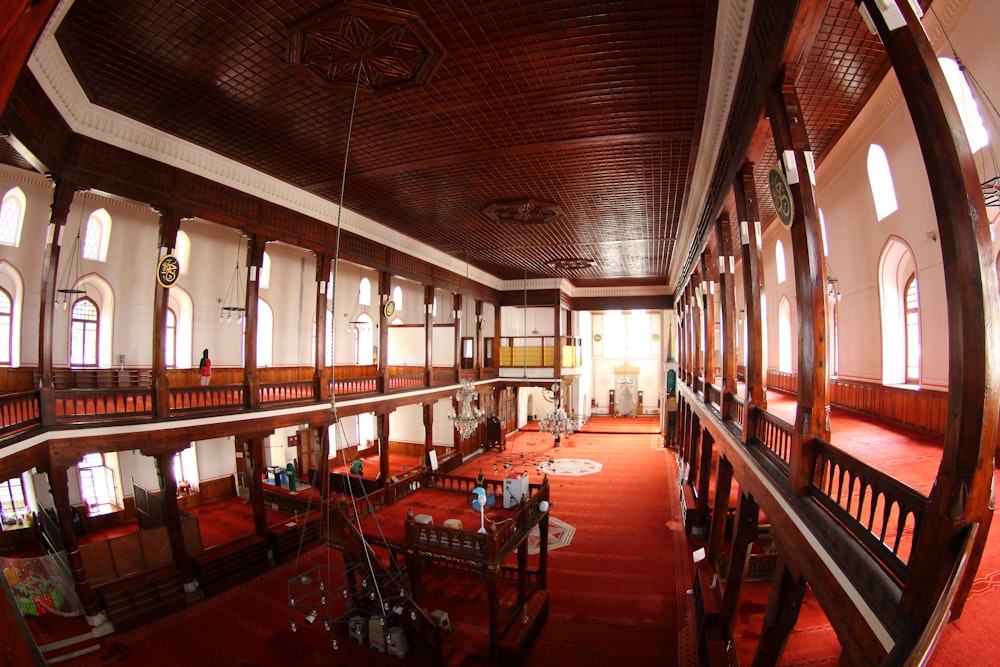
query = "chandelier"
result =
(448, 378, 485, 439)
(538, 382, 574, 446)
(219, 237, 246, 324)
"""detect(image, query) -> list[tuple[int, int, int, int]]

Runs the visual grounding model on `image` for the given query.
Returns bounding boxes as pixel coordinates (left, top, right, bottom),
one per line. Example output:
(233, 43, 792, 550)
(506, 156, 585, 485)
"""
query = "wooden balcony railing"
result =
(169, 385, 244, 414)
(54, 388, 154, 422)
(0, 391, 40, 437)
(726, 393, 745, 428)
(749, 408, 794, 467)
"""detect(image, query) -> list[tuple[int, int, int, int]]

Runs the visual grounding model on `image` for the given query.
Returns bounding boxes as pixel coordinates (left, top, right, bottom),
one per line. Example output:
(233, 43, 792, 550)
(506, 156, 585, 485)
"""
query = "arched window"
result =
(775, 239, 787, 284)
(82, 208, 112, 261)
(354, 312, 374, 365)
(0, 187, 26, 247)
(904, 274, 920, 384)
(257, 299, 273, 367)
(358, 276, 372, 306)
(778, 297, 792, 372)
(259, 251, 271, 289)
(0, 288, 11, 365)
(392, 285, 402, 311)
(878, 237, 918, 384)
(70, 297, 99, 366)
(165, 308, 177, 368)
(175, 231, 191, 275)
(819, 209, 829, 257)
(867, 145, 898, 221)
(939, 57, 989, 153)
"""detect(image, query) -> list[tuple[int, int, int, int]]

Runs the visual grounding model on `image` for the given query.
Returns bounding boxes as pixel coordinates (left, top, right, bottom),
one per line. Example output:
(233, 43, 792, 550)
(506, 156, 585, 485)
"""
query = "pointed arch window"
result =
(175, 231, 191, 275)
(257, 300, 273, 367)
(165, 308, 177, 368)
(358, 277, 372, 306)
(392, 285, 402, 311)
(777, 297, 792, 372)
(0, 187, 26, 247)
(939, 57, 989, 153)
(904, 274, 920, 384)
(82, 209, 112, 261)
(867, 145, 898, 221)
(259, 251, 271, 289)
(0, 288, 11, 365)
(70, 297, 99, 367)
(775, 239, 787, 284)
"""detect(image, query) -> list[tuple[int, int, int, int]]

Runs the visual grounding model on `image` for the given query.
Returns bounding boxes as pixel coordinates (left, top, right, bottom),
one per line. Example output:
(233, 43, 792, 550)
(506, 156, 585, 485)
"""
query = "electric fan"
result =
(469, 486, 496, 534)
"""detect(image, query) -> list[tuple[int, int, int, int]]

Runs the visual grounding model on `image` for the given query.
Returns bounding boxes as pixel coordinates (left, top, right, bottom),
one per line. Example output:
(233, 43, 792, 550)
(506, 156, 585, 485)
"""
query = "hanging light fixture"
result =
(56, 208, 87, 310)
(219, 236, 246, 324)
(448, 378, 485, 439)
(347, 266, 370, 334)
(538, 382, 573, 447)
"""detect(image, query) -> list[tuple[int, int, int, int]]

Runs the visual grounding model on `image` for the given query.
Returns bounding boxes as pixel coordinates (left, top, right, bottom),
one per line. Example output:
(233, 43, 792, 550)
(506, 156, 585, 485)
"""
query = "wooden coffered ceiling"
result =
(8, 0, 890, 290)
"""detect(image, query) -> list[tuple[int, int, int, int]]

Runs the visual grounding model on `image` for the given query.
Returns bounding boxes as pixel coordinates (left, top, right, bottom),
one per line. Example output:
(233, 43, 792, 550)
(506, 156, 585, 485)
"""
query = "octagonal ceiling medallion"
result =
(482, 198, 564, 225)
(287, 1, 446, 96)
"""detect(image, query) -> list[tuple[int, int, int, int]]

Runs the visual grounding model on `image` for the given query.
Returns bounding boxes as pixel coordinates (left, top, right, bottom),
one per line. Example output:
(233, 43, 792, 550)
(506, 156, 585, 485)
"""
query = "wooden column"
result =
(485, 564, 500, 661)
(424, 285, 434, 387)
(376, 411, 390, 488)
(733, 161, 768, 444)
(246, 435, 267, 537)
(691, 429, 714, 538)
(715, 215, 739, 421)
(860, 0, 999, 624)
(766, 64, 831, 494)
(701, 252, 716, 404)
(453, 292, 463, 377)
(707, 454, 734, 566)
(313, 253, 330, 401)
(721, 490, 759, 627)
(691, 272, 703, 388)
(46, 463, 100, 619)
(751, 554, 806, 667)
(474, 299, 484, 376)
(38, 180, 78, 426)
(552, 294, 562, 379)
(242, 235, 265, 410)
(422, 403, 433, 467)
(378, 270, 391, 392)
(686, 415, 700, 487)
(153, 450, 195, 589)
(150, 208, 183, 419)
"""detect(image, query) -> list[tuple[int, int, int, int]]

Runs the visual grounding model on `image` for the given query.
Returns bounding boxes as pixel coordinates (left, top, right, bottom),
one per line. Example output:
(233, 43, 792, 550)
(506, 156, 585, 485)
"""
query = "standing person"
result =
(199, 349, 212, 386)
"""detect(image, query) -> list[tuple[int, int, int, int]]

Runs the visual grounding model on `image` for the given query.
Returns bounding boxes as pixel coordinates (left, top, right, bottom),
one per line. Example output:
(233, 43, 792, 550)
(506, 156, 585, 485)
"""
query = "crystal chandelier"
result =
(448, 378, 485, 439)
(539, 382, 574, 446)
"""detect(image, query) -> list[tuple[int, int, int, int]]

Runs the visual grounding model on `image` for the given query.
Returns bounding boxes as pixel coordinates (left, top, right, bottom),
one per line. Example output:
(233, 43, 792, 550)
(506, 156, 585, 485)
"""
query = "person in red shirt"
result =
(199, 349, 212, 386)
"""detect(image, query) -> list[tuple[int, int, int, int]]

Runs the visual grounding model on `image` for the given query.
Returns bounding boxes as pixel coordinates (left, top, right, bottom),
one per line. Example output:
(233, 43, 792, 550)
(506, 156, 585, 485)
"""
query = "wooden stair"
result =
(97, 567, 185, 633)
(192, 536, 270, 597)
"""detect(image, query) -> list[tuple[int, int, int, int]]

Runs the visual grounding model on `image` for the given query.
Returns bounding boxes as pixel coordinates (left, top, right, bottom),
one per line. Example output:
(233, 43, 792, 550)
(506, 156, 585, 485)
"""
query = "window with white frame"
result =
(166, 308, 177, 368)
(775, 239, 787, 284)
(0, 477, 27, 519)
(82, 208, 112, 261)
(175, 230, 191, 275)
(259, 251, 271, 289)
(172, 444, 199, 491)
(0, 287, 11, 365)
(70, 297, 99, 367)
(867, 144, 898, 221)
(819, 208, 829, 257)
(939, 57, 989, 153)
(359, 276, 372, 306)
(904, 274, 920, 384)
(392, 285, 402, 311)
(78, 452, 121, 515)
(0, 187, 26, 247)
(778, 297, 792, 372)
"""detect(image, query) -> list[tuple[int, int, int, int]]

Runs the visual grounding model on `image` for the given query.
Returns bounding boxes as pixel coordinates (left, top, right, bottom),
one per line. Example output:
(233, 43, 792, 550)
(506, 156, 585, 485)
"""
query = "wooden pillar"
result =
(751, 554, 806, 667)
(453, 292, 463, 377)
(153, 450, 196, 589)
(246, 435, 267, 537)
(715, 215, 739, 421)
(376, 411, 390, 488)
(424, 285, 434, 387)
(485, 565, 500, 662)
(242, 235, 265, 410)
(721, 490, 759, 627)
(701, 252, 716, 404)
(691, 272, 703, 388)
(422, 403, 433, 467)
(313, 253, 330, 401)
(552, 294, 562, 379)
(691, 429, 713, 538)
(378, 270, 391, 392)
(686, 416, 700, 487)
(38, 180, 78, 427)
(766, 64, 831, 494)
(474, 299, 484, 376)
(47, 463, 100, 620)
(859, 0, 1000, 624)
(707, 454, 734, 565)
(733, 161, 768, 444)
(151, 208, 183, 419)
